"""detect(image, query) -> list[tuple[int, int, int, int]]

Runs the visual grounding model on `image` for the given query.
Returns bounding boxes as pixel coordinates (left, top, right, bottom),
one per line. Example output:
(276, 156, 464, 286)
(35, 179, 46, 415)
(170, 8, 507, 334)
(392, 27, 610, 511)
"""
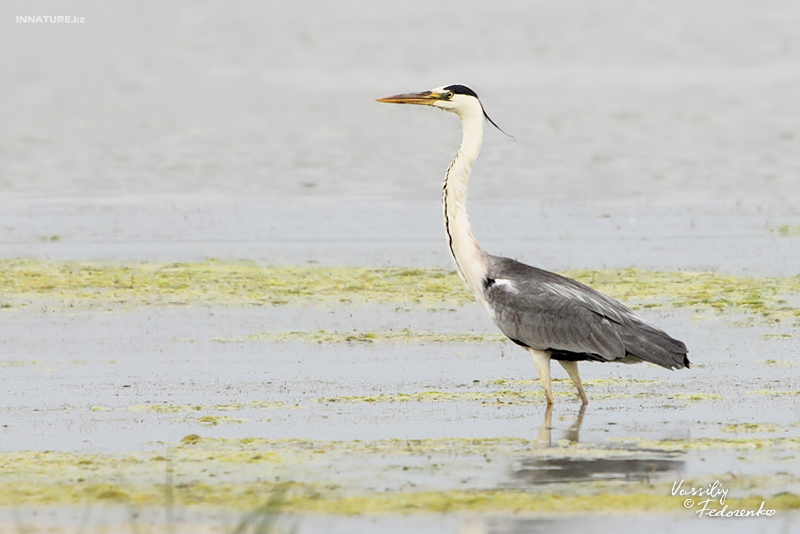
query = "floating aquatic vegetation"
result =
(213, 329, 508, 344)
(317, 386, 719, 405)
(722, 423, 782, 433)
(771, 225, 800, 237)
(196, 415, 247, 426)
(747, 390, 800, 397)
(319, 389, 552, 404)
(668, 393, 723, 401)
(610, 435, 800, 451)
(90, 401, 288, 413)
(755, 358, 797, 367)
(2, 436, 799, 512)
(0, 260, 798, 321)
(0, 260, 469, 307)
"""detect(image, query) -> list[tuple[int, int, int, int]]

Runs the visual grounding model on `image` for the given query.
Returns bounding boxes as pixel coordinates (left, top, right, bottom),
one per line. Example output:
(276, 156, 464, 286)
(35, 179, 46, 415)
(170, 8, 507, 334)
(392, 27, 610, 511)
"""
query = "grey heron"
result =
(377, 84, 689, 405)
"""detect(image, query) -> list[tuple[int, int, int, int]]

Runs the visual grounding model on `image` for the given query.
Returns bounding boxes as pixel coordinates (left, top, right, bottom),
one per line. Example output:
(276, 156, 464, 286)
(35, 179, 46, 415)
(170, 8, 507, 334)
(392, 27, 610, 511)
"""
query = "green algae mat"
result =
(4, 436, 800, 513)
(1, 260, 799, 321)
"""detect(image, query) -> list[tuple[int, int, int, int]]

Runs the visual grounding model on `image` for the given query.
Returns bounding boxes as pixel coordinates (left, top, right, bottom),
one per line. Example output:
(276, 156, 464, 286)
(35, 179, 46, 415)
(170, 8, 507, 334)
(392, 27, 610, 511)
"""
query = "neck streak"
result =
(442, 109, 488, 302)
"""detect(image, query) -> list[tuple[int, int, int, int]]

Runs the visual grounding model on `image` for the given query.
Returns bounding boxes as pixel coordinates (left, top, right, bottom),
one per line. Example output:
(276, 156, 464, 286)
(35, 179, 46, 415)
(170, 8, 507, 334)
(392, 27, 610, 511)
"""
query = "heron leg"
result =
(528, 349, 553, 405)
(558, 360, 589, 405)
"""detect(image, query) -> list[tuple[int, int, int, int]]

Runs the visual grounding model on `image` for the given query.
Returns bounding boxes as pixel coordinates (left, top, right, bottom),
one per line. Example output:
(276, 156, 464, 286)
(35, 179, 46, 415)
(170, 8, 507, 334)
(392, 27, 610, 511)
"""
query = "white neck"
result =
(442, 105, 490, 304)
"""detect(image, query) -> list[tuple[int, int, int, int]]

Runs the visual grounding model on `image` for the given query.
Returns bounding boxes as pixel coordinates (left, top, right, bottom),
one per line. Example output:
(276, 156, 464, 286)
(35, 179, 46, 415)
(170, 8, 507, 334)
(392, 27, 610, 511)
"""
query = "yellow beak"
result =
(376, 91, 440, 105)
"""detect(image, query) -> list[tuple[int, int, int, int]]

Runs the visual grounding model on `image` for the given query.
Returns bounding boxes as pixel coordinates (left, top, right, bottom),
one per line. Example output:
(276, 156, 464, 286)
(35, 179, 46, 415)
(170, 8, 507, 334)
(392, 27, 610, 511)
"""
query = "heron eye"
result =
(443, 91, 454, 100)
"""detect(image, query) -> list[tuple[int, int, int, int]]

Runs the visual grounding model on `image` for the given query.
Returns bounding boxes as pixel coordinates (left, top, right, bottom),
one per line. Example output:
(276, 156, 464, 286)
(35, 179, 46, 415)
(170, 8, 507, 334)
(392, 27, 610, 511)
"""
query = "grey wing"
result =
(485, 258, 689, 369)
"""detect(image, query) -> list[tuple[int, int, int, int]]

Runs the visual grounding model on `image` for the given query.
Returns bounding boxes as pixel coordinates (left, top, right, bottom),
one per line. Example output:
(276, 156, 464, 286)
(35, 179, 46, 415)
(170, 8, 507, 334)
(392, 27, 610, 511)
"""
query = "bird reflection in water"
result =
(535, 404, 587, 448)
(522, 406, 685, 486)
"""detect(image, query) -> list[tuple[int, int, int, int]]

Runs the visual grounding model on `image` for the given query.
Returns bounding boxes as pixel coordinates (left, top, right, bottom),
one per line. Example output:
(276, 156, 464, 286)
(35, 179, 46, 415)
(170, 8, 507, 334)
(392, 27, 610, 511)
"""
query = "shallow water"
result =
(1, 197, 798, 278)
(1, 301, 799, 531)
(2, 1, 800, 204)
(1, 305, 798, 453)
(3, 510, 798, 534)
(2, 0, 800, 532)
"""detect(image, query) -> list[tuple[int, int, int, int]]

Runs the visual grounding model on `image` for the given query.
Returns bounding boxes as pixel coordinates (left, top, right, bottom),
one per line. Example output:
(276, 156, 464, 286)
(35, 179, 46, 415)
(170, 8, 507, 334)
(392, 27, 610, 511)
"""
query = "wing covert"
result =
(483, 256, 688, 368)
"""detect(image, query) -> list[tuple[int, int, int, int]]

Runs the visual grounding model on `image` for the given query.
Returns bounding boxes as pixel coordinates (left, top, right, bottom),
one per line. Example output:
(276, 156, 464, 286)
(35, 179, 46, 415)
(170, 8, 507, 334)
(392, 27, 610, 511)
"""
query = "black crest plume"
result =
(443, 84, 515, 140)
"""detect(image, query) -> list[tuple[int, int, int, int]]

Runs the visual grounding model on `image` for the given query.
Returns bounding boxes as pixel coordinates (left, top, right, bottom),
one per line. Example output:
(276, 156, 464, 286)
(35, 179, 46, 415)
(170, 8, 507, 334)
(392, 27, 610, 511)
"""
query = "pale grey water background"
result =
(0, 0, 799, 273)
(1, 0, 800, 203)
(2, 1, 800, 533)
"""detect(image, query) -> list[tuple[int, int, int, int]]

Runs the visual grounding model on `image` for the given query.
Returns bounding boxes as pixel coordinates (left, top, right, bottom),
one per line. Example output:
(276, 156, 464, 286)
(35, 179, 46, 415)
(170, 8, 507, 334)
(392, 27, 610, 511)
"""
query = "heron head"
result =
(377, 84, 479, 113)
(377, 84, 513, 138)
